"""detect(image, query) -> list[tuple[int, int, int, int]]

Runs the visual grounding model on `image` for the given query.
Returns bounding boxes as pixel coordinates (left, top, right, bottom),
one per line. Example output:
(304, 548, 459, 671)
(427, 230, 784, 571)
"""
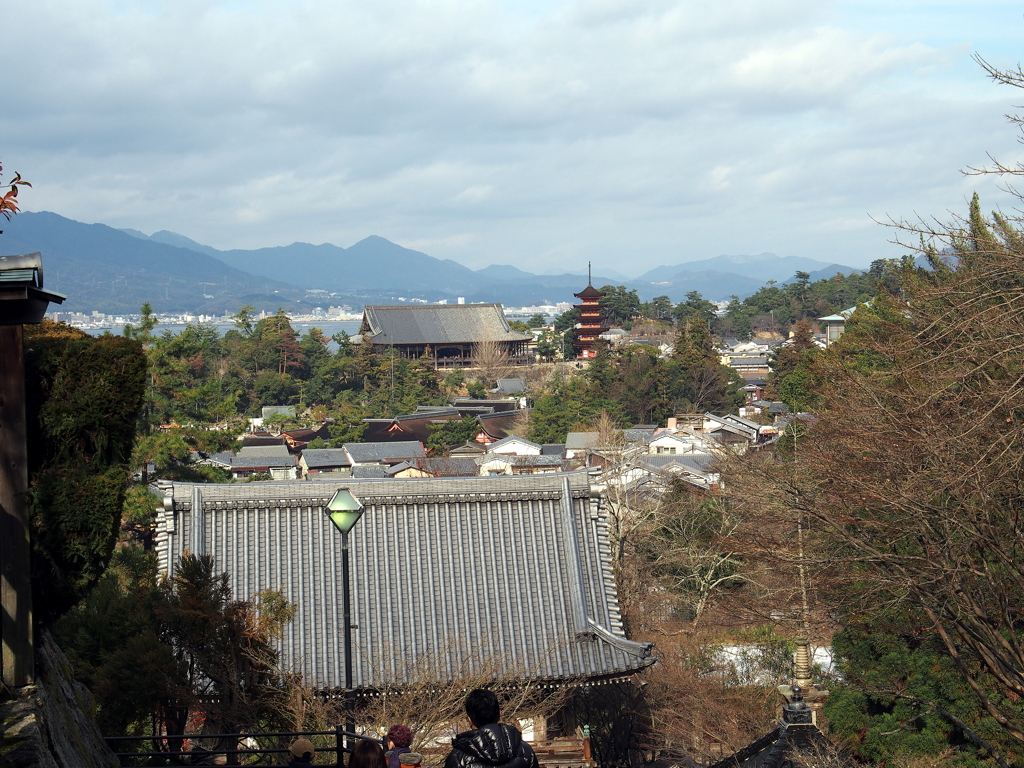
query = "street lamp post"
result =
(0, 253, 65, 688)
(325, 487, 364, 763)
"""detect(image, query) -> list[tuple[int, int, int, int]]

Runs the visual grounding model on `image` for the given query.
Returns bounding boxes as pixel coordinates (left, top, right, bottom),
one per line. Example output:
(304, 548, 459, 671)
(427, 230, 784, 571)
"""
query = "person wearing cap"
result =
(288, 737, 316, 766)
(400, 752, 424, 768)
(386, 724, 413, 768)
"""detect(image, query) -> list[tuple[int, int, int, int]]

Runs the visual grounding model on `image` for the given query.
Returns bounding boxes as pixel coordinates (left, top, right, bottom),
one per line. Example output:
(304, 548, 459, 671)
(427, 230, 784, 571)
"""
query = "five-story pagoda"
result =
(572, 265, 608, 358)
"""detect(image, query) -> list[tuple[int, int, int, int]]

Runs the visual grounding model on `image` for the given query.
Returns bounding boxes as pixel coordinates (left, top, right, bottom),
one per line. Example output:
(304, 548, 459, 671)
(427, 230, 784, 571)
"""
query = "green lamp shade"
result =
(327, 488, 364, 534)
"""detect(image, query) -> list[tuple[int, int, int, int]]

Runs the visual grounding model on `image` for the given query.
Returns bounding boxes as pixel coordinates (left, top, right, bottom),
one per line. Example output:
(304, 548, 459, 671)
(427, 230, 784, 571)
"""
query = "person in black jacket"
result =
(444, 689, 539, 768)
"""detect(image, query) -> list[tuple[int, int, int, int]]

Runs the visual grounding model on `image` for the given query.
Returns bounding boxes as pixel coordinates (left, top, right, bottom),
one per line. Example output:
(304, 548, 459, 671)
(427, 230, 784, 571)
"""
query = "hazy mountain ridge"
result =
(8, 213, 860, 312)
(5, 212, 303, 313)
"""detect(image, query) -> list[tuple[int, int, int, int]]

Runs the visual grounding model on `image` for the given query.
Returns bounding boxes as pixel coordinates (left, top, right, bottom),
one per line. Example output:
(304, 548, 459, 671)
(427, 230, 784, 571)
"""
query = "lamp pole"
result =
(326, 487, 364, 765)
(341, 525, 354, 745)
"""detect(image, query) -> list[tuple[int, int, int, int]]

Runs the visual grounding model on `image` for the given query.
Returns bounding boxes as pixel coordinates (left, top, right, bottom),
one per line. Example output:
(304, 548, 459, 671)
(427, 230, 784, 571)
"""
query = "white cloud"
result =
(2, 0, 1022, 276)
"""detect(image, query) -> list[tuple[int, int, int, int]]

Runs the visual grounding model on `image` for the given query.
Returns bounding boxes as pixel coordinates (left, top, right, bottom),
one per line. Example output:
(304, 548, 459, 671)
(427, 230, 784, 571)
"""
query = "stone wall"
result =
(0, 631, 117, 768)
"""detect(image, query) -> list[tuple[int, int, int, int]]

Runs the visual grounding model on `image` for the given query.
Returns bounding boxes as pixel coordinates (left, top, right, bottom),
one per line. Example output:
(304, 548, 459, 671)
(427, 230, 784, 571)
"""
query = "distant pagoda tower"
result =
(572, 264, 608, 359)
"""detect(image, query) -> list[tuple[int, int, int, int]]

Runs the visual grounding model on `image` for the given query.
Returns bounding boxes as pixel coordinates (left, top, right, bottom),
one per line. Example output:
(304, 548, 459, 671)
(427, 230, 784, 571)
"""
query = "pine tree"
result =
(670, 320, 742, 414)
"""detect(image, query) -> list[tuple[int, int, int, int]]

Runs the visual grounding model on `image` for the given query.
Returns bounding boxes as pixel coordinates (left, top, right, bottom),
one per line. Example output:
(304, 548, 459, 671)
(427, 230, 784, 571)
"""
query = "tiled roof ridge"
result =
(153, 468, 651, 688)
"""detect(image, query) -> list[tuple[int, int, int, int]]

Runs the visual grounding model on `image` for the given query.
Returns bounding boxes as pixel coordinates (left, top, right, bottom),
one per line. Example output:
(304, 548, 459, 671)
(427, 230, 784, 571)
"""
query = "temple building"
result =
(359, 304, 531, 362)
(152, 471, 653, 692)
(572, 273, 608, 359)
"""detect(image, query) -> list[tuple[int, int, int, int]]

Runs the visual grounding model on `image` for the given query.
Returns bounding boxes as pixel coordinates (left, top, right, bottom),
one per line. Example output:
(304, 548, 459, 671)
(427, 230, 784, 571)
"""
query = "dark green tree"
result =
(765, 320, 820, 412)
(673, 290, 716, 327)
(528, 375, 612, 443)
(56, 550, 292, 741)
(426, 416, 480, 455)
(669, 320, 742, 414)
(598, 285, 641, 328)
(24, 321, 147, 624)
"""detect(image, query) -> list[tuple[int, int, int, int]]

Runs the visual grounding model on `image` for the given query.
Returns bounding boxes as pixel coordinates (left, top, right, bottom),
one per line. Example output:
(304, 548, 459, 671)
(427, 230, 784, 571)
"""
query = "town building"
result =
(358, 304, 531, 362)
(152, 472, 654, 692)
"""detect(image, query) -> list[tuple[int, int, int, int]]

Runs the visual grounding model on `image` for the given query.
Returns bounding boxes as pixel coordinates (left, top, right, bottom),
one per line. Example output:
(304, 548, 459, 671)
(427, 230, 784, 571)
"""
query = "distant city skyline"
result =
(5, 1, 1024, 274)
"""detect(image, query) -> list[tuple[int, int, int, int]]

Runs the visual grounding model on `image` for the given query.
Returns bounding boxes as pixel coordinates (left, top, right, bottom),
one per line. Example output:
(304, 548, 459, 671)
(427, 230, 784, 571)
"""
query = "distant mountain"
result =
(10, 213, 867, 312)
(636, 269, 766, 302)
(3, 212, 302, 313)
(635, 253, 857, 285)
(475, 264, 536, 281)
(541, 267, 633, 282)
(631, 253, 861, 301)
(155, 231, 621, 300)
(212, 235, 484, 295)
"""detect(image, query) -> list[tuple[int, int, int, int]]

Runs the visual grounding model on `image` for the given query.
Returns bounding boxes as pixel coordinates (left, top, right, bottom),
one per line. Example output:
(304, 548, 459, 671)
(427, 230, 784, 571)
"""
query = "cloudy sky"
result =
(5, 1, 1024, 276)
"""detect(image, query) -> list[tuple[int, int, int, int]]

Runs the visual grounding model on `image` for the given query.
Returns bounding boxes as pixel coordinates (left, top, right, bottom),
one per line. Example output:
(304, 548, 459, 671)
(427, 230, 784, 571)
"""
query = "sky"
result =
(5, 0, 1024, 276)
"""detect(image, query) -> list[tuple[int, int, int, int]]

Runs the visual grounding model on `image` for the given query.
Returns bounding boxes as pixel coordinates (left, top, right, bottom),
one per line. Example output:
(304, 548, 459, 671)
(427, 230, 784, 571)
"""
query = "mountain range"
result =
(0, 211, 860, 313)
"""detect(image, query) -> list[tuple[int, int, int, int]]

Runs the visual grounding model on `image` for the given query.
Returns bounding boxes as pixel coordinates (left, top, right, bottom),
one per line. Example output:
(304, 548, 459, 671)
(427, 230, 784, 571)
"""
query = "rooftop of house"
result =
(154, 471, 653, 690)
(488, 435, 541, 452)
(450, 441, 487, 456)
(387, 457, 480, 477)
(623, 428, 658, 443)
(565, 431, 600, 450)
(351, 465, 389, 478)
(642, 454, 716, 473)
(301, 449, 353, 469)
(476, 409, 529, 440)
(490, 378, 527, 394)
(238, 445, 292, 458)
(478, 453, 565, 468)
(228, 456, 297, 470)
(344, 441, 426, 464)
(818, 305, 858, 322)
(452, 397, 520, 412)
(360, 304, 532, 346)
(241, 434, 287, 447)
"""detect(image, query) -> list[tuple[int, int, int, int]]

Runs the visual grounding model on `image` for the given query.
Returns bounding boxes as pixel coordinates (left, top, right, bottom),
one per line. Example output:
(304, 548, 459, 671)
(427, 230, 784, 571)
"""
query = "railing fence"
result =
(108, 725, 382, 767)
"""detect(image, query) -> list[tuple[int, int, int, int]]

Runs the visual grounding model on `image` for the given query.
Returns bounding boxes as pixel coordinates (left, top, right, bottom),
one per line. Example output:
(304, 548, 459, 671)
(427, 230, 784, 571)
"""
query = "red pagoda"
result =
(572, 265, 608, 358)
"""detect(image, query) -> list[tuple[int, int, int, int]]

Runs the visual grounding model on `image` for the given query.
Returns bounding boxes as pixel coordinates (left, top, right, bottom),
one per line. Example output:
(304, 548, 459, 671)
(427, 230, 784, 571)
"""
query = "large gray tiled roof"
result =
(361, 305, 532, 345)
(153, 472, 652, 690)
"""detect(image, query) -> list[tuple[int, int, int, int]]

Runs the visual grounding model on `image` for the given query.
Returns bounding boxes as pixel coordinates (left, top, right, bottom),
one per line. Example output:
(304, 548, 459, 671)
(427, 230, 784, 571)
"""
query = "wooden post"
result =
(0, 323, 33, 686)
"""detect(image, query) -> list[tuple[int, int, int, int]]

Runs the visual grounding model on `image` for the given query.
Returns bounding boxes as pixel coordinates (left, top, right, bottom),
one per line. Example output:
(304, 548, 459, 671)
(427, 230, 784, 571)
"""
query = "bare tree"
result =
(472, 339, 513, 388)
(354, 638, 572, 766)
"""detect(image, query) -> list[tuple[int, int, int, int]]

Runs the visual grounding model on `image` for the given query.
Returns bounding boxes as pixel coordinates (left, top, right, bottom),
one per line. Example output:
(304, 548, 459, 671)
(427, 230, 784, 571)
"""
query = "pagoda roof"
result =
(574, 284, 605, 299)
